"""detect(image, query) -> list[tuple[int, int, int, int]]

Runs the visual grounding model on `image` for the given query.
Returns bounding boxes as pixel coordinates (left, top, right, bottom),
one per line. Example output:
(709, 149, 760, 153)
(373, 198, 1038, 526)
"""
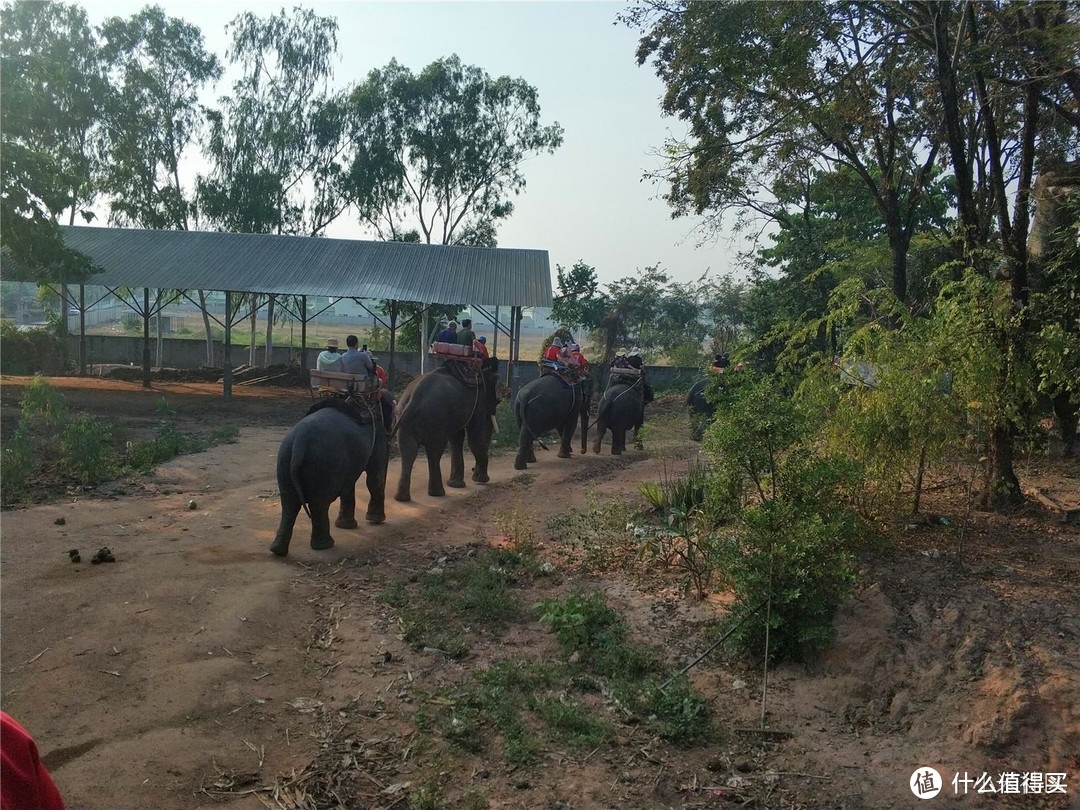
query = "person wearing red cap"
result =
(1, 711, 66, 810)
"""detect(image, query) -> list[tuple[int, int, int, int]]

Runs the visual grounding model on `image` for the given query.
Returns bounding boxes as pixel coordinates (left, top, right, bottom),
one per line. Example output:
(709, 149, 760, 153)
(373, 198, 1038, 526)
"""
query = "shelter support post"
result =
(492, 305, 500, 359)
(300, 296, 308, 371)
(388, 300, 398, 388)
(223, 291, 233, 403)
(420, 303, 430, 375)
(78, 284, 86, 376)
(142, 288, 151, 389)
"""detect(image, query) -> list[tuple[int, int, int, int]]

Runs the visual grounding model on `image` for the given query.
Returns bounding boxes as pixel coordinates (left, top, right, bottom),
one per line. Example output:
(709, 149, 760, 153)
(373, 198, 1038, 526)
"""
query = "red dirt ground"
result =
(1, 375, 1077, 810)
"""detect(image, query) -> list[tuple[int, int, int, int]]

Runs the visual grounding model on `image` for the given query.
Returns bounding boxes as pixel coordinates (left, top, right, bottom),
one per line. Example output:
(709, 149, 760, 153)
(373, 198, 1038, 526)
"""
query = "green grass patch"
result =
(382, 547, 536, 659)
(2, 379, 240, 506)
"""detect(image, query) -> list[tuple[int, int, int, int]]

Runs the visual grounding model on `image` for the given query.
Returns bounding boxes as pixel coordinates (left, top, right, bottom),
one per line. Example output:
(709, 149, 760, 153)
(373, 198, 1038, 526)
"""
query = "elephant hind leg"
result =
(271, 495, 301, 557)
(309, 500, 336, 550)
(426, 443, 447, 497)
(335, 482, 359, 529)
(395, 431, 420, 502)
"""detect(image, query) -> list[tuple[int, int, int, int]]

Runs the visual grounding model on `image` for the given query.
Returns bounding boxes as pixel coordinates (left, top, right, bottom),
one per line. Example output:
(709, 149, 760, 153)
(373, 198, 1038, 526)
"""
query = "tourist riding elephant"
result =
(593, 376, 646, 455)
(394, 357, 501, 501)
(513, 372, 592, 470)
(271, 398, 388, 557)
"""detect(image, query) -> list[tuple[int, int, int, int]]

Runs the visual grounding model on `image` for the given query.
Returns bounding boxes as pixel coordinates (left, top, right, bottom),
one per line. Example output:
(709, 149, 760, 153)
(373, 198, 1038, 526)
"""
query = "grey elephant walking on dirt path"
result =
(512, 373, 592, 470)
(393, 358, 501, 501)
(593, 377, 646, 455)
(271, 399, 388, 557)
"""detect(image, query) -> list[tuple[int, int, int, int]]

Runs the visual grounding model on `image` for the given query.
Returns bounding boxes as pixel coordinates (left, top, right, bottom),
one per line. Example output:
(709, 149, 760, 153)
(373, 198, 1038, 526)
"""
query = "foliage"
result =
(199, 7, 341, 237)
(60, 413, 120, 484)
(640, 506, 725, 600)
(551, 261, 609, 334)
(545, 491, 639, 574)
(344, 54, 563, 245)
(699, 371, 862, 663)
(383, 547, 535, 659)
(100, 6, 221, 230)
(0, 0, 99, 277)
(537, 591, 655, 679)
(0, 321, 68, 374)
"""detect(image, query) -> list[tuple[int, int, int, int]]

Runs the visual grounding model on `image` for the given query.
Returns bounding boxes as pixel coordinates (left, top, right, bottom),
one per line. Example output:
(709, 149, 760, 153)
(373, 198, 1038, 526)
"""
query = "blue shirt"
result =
(435, 328, 458, 343)
(341, 348, 374, 375)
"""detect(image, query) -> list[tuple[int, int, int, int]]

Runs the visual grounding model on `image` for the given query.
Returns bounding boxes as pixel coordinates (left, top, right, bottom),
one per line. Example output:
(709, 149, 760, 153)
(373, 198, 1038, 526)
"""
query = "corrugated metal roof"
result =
(58, 225, 553, 307)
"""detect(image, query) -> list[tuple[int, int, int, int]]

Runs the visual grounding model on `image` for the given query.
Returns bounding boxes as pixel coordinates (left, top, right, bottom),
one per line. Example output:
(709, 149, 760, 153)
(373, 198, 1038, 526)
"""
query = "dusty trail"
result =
(0, 409, 651, 810)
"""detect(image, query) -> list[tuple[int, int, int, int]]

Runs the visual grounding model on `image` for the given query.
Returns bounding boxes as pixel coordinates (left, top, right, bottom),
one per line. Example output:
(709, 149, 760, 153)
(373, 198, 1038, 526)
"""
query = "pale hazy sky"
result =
(80, 1, 752, 287)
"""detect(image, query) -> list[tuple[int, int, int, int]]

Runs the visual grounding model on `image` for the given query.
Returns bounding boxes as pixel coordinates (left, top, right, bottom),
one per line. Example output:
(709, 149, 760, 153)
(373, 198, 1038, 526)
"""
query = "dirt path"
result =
(0, 380, 659, 810)
(2, 376, 1078, 810)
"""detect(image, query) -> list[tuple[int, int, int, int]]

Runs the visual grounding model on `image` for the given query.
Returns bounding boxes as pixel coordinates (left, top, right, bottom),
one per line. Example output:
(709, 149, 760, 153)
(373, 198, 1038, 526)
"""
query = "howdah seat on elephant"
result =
(394, 357, 501, 501)
(271, 396, 389, 557)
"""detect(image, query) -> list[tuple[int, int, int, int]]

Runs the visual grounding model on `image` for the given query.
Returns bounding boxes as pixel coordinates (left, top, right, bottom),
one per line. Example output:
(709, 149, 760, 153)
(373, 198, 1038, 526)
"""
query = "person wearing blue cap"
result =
(473, 334, 489, 360)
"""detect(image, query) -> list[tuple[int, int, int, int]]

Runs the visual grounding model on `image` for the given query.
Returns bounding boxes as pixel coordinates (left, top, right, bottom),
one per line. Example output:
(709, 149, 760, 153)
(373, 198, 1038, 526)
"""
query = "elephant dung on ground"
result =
(512, 372, 592, 470)
(593, 376, 645, 455)
(393, 357, 500, 501)
(271, 398, 388, 557)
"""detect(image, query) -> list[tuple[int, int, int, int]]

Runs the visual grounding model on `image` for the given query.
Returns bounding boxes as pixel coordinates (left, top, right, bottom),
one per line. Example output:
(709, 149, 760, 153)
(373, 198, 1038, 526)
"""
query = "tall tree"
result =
(895, 1, 1079, 507)
(198, 7, 344, 365)
(1, 0, 101, 282)
(625, 1, 942, 305)
(100, 5, 221, 363)
(343, 54, 564, 246)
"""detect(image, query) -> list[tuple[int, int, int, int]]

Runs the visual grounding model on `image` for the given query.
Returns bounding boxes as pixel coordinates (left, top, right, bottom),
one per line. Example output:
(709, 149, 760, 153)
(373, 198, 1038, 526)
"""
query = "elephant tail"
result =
(289, 444, 313, 520)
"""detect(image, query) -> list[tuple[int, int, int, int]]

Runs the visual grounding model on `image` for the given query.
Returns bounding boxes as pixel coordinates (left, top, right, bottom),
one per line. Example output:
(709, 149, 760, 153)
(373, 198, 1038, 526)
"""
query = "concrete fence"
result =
(64, 334, 703, 394)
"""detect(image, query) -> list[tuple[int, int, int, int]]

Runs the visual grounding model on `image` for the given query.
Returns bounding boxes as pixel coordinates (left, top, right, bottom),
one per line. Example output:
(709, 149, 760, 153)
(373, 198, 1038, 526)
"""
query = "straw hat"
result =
(325, 338, 339, 349)
(615, 348, 627, 357)
(552, 337, 563, 347)
(628, 347, 641, 357)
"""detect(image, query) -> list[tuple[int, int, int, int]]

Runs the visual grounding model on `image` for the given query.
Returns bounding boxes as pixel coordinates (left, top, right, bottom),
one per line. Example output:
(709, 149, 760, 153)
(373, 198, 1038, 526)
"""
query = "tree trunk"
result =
(982, 423, 1022, 510)
(264, 295, 275, 366)
(199, 290, 214, 366)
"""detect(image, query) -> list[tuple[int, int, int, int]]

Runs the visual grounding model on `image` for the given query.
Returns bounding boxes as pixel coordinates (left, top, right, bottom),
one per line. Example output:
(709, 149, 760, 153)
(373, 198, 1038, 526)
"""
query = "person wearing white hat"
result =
(317, 338, 344, 371)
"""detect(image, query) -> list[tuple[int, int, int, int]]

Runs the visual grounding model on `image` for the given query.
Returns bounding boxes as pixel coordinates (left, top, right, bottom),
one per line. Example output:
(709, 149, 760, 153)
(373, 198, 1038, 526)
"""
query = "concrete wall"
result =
(65, 335, 703, 394)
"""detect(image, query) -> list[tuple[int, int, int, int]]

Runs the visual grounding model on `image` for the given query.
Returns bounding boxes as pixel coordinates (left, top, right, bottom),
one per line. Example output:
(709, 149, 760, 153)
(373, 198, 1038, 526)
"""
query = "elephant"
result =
(687, 378, 714, 441)
(512, 372, 592, 469)
(393, 357, 501, 501)
(593, 375, 646, 455)
(271, 398, 388, 557)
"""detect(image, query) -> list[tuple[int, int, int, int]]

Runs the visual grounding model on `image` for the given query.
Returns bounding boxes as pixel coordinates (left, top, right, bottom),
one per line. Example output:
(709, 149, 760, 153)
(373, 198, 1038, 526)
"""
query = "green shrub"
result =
(61, 414, 120, 484)
(640, 676, 711, 745)
(0, 322, 67, 374)
(702, 371, 863, 664)
(19, 374, 68, 429)
(1, 435, 36, 505)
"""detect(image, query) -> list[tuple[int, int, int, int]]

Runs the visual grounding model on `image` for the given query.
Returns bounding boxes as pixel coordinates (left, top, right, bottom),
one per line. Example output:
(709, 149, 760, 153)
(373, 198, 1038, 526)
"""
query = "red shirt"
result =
(572, 351, 587, 371)
(374, 365, 388, 386)
(544, 345, 560, 361)
(473, 341, 489, 360)
(1, 712, 66, 810)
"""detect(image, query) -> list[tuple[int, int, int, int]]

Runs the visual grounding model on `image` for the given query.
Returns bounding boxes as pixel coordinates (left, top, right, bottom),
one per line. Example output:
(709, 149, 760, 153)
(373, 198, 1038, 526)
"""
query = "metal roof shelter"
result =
(56, 225, 552, 400)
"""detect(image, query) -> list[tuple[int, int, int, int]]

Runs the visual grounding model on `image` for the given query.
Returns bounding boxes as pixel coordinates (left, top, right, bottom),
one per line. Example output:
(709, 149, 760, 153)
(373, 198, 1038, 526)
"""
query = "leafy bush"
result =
(61, 414, 120, 484)
(1, 435, 36, 505)
(702, 371, 863, 664)
(0, 321, 68, 374)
